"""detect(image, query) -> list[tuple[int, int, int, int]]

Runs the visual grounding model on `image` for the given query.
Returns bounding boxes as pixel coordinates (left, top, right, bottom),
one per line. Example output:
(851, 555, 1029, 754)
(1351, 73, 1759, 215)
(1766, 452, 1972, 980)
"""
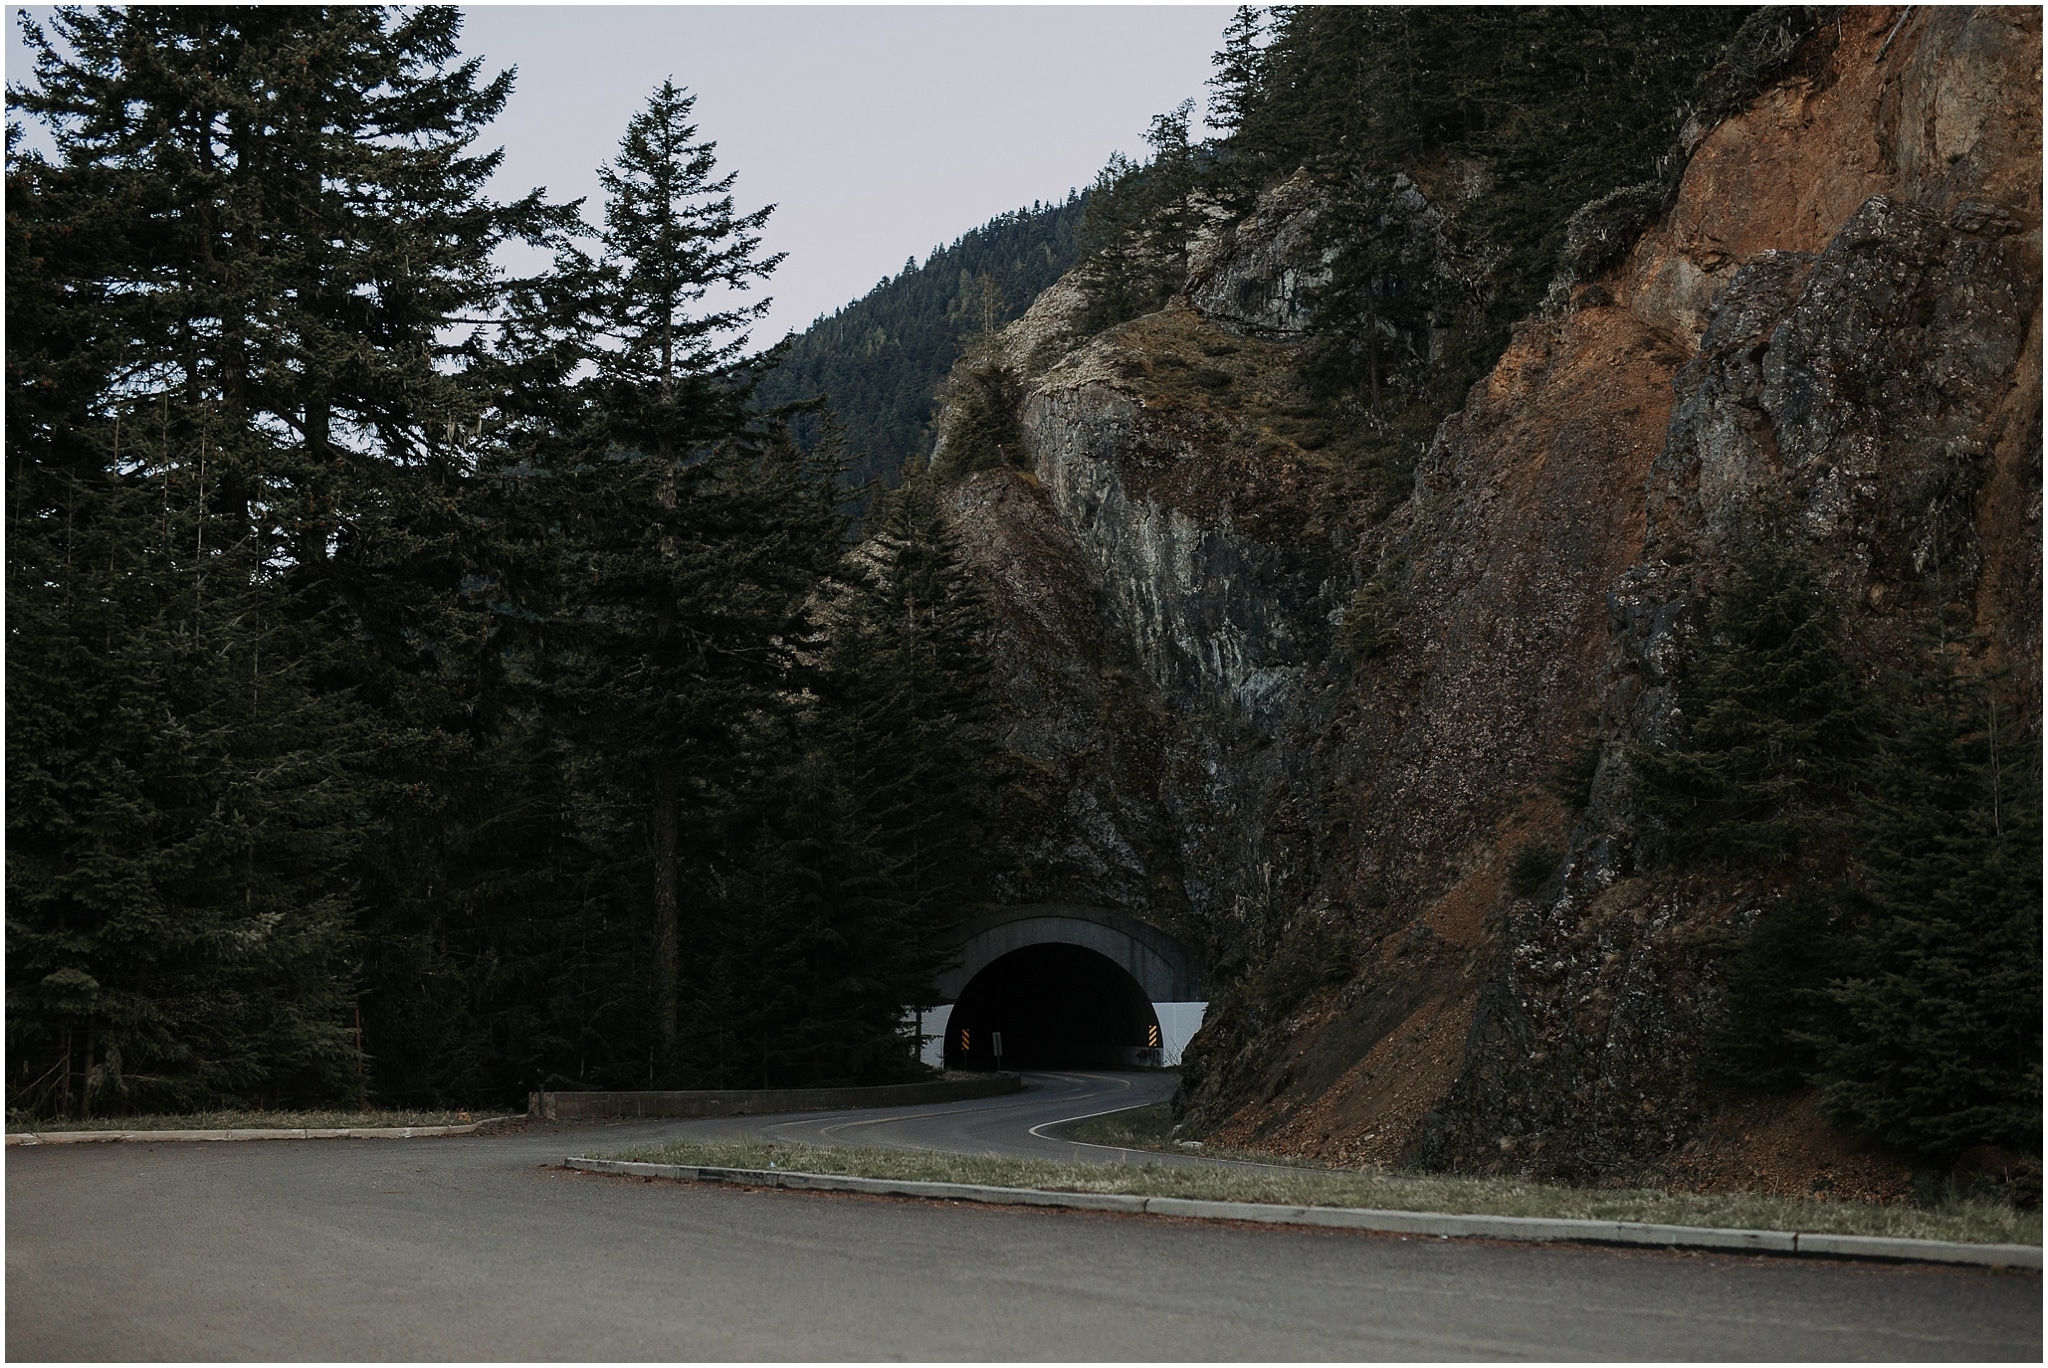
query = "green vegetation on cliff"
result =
(753, 196, 1086, 487)
(1634, 535, 2042, 1163)
(1081, 7, 1760, 401)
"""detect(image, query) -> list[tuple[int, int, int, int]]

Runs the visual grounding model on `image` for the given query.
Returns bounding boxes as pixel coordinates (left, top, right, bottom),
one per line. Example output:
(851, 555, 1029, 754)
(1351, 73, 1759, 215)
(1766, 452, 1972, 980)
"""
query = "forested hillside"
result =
(10, 2, 2037, 1202)
(754, 196, 1087, 487)
(916, 3, 2041, 1194)
(1067, 7, 1771, 514)
(6, 8, 1002, 1114)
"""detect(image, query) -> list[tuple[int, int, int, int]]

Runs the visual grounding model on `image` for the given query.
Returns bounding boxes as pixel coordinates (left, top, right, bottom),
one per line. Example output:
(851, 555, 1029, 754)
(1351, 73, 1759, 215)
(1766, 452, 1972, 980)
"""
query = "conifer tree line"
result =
(753, 196, 1087, 489)
(1628, 525, 2040, 1164)
(8, 7, 1000, 1116)
(1068, 6, 1769, 502)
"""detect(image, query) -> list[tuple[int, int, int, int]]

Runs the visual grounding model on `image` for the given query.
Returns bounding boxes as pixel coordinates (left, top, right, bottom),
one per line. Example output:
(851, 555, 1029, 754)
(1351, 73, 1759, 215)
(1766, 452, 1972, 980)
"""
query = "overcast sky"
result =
(10, 5, 1233, 349)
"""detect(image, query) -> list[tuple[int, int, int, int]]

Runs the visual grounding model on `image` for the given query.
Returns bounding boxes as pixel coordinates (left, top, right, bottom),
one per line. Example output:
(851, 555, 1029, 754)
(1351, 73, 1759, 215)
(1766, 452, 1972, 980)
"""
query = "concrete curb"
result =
(8, 1119, 508, 1145)
(564, 1156, 2043, 1271)
(530, 1074, 1022, 1121)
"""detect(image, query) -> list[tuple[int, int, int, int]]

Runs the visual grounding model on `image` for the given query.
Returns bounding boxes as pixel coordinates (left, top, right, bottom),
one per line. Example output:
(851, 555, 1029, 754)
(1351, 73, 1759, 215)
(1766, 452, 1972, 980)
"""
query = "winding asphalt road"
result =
(661, 1067, 1263, 1167)
(8, 1072, 2040, 1360)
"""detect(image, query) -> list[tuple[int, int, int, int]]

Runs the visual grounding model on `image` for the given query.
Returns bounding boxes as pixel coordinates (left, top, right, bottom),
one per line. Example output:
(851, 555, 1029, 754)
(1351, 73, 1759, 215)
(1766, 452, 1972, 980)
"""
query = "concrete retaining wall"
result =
(1155, 1002, 1206, 1067)
(528, 1073, 1022, 1120)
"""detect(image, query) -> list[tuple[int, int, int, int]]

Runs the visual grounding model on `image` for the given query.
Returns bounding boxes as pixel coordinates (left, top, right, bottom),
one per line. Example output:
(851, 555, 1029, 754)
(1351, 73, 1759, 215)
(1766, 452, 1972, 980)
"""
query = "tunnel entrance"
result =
(943, 942, 1162, 1070)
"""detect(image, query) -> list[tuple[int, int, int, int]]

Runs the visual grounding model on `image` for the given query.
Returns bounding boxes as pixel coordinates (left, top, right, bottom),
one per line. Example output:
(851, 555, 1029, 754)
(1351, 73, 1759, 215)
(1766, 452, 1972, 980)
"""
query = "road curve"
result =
(10, 1119, 2040, 1361)
(652, 1068, 1281, 1168)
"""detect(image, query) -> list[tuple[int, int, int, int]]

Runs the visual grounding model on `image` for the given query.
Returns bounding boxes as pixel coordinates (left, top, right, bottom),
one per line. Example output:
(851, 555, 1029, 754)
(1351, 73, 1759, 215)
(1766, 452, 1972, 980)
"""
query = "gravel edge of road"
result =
(564, 1156, 2044, 1270)
(6, 1119, 512, 1145)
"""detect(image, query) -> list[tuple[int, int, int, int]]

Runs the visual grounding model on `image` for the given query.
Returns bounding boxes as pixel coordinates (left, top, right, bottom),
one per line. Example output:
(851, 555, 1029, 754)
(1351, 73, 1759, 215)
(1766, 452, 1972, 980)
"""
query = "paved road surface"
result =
(660, 1068, 1281, 1168)
(8, 1075, 2040, 1360)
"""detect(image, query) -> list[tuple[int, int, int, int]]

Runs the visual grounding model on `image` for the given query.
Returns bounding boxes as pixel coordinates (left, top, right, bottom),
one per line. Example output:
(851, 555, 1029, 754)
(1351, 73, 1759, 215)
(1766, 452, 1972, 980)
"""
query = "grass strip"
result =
(8, 1108, 485, 1133)
(600, 1135, 2040, 1247)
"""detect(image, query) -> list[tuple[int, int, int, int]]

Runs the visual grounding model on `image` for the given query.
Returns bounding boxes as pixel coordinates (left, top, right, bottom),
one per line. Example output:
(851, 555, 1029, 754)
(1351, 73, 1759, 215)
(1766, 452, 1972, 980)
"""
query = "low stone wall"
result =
(528, 1073, 1022, 1121)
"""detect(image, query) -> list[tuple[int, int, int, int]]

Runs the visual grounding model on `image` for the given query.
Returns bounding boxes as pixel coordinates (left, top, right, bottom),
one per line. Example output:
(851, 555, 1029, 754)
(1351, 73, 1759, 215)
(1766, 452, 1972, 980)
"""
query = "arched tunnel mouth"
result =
(943, 942, 1162, 1070)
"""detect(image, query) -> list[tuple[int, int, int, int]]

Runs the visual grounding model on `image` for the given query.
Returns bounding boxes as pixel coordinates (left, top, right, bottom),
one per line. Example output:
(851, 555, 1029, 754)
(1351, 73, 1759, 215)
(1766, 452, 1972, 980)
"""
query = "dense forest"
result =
(753, 196, 1086, 488)
(8, 3, 2037, 1173)
(7, 7, 1001, 1113)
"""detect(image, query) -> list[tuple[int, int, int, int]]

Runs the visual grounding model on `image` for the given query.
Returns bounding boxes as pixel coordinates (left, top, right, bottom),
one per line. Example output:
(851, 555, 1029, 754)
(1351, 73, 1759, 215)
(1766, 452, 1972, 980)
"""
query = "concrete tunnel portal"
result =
(921, 905, 1207, 1071)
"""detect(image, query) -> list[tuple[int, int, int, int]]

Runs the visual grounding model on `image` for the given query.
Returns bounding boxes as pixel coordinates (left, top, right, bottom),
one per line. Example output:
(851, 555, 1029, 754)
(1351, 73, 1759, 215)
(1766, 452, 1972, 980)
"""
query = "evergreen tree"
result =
(1140, 100, 1204, 289)
(1073, 101, 1203, 333)
(1070, 152, 1154, 332)
(828, 476, 1001, 929)
(1818, 651, 2042, 1159)
(538, 79, 832, 1087)
(1300, 169, 1440, 408)
(6, 7, 562, 1114)
(1702, 880, 1851, 1092)
(929, 271, 1027, 480)
(930, 351, 1027, 481)
(1645, 543, 2040, 1163)
(749, 474, 1001, 1084)
(1205, 6, 1268, 148)
(588, 79, 782, 440)
(1630, 529, 1866, 864)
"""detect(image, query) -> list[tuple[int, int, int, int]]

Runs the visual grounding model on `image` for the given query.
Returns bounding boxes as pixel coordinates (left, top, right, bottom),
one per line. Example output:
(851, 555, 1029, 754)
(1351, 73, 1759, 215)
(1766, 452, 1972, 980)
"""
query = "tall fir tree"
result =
(826, 475, 1001, 942)
(1630, 528, 1867, 864)
(1073, 100, 1203, 334)
(5, 7, 565, 1112)
(702, 472, 1002, 1086)
(1204, 6, 1268, 148)
(1818, 648, 2042, 1159)
(537, 79, 828, 1086)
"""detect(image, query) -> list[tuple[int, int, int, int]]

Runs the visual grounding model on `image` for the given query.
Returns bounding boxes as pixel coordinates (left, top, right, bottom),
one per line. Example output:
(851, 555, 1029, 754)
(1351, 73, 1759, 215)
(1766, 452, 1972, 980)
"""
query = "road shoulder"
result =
(564, 1154, 2045, 1271)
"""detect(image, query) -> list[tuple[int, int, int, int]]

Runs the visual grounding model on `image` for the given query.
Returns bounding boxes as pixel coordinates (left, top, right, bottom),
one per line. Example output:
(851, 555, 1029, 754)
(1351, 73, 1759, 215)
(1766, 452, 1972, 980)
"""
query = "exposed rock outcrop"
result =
(955, 279, 1350, 962)
(1186, 170, 1328, 336)
(1415, 8, 2040, 1182)
(939, 5, 2039, 1189)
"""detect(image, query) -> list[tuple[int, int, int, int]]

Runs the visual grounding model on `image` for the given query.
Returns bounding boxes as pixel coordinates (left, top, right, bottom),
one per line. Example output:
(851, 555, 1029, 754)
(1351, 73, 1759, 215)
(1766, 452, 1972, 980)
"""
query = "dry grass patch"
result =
(600, 1130, 2040, 1248)
(10, 1108, 488, 1132)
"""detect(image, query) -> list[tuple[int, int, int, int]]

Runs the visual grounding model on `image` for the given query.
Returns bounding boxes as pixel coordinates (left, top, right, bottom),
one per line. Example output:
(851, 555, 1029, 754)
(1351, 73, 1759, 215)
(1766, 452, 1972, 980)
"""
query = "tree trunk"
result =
(652, 764, 681, 1085)
(651, 429, 682, 1084)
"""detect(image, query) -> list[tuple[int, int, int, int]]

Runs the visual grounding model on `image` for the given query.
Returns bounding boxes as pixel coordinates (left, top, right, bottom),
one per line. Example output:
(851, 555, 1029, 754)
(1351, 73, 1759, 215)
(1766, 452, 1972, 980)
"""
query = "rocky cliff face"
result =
(941, 6, 2039, 1190)
(948, 280, 1349, 966)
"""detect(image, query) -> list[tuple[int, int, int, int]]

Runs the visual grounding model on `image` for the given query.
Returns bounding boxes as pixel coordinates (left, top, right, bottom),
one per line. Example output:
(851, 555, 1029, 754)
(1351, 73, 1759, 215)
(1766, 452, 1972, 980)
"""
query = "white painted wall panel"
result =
(917, 1004, 953, 1069)
(1153, 1001, 1207, 1067)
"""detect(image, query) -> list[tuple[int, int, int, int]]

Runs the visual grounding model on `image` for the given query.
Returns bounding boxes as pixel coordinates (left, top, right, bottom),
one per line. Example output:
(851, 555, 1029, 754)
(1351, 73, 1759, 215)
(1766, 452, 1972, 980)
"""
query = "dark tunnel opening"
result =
(943, 942, 1162, 1070)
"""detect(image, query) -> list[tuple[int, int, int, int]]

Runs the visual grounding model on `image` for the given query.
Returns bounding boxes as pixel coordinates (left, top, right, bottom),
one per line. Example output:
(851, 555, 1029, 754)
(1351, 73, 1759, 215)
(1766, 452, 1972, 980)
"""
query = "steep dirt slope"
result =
(943, 6, 2039, 1190)
(1411, 6, 2042, 1185)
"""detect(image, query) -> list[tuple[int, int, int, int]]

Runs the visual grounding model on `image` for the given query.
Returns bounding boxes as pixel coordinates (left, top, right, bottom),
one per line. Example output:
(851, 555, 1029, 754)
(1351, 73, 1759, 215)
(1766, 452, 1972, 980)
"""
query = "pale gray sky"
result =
(462, 6, 1231, 344)
(10, 6, 1233, 349)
